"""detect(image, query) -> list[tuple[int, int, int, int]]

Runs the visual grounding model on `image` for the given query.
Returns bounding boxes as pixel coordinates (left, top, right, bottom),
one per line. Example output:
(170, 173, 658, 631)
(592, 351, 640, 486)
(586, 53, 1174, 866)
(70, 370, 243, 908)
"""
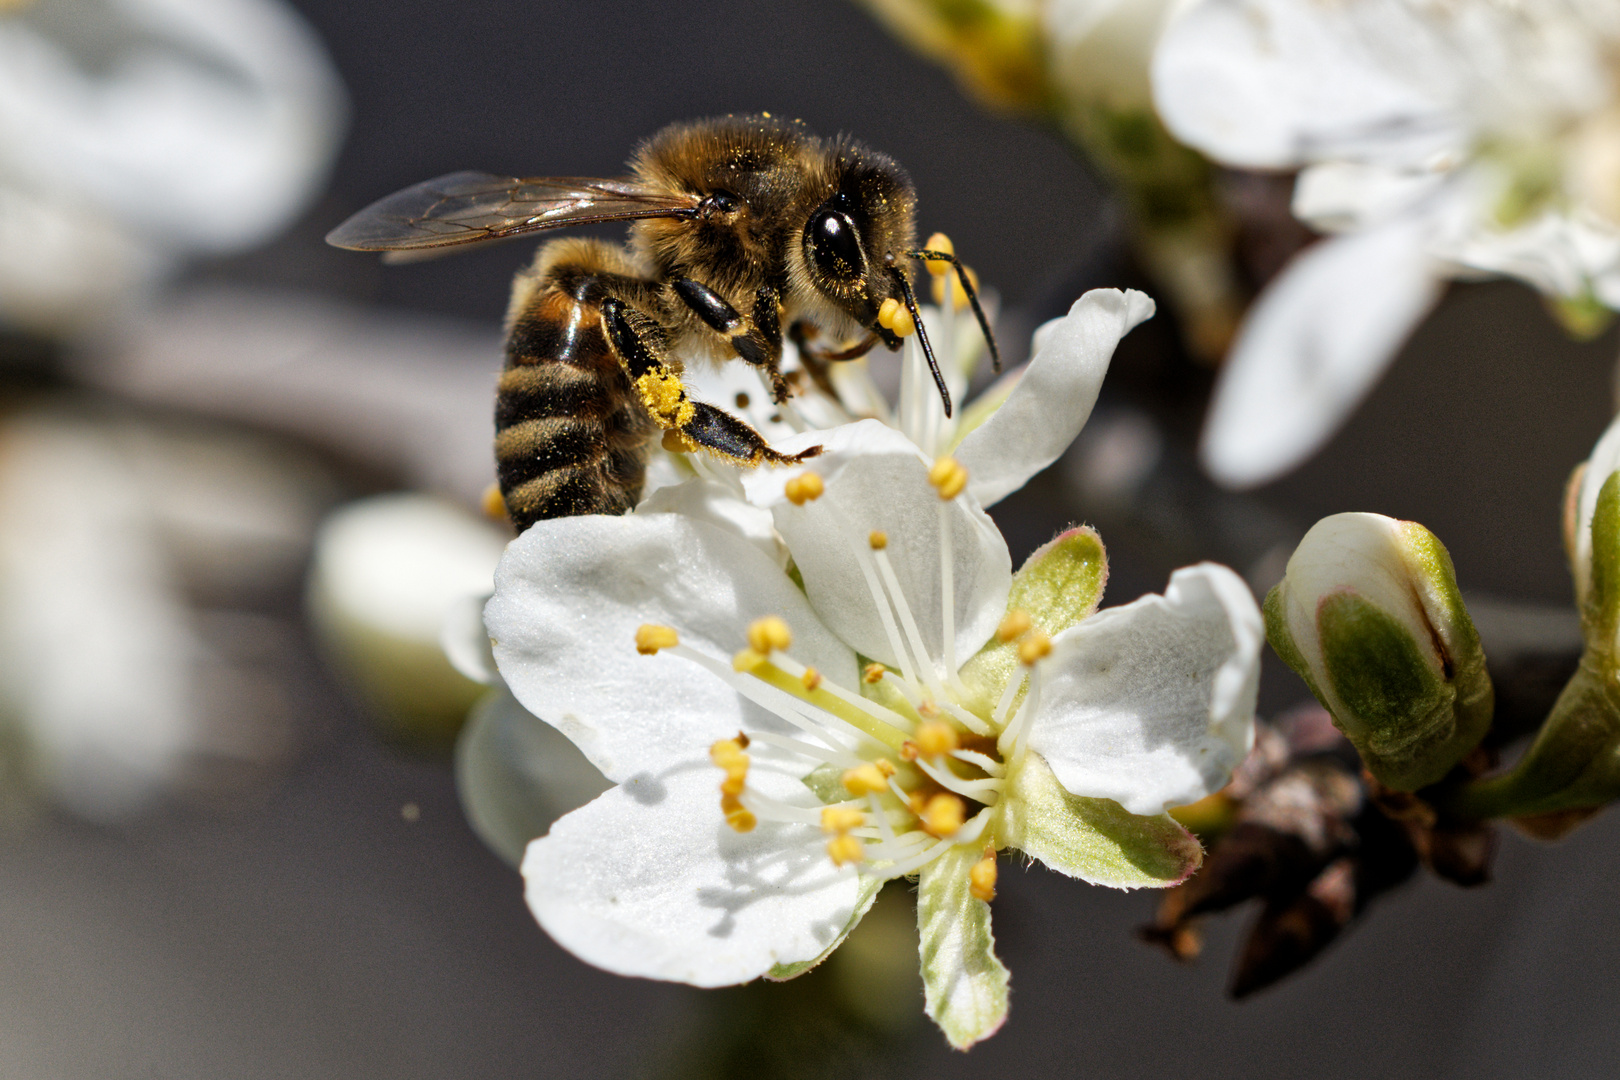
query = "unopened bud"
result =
(1265, 513, 1491, 791)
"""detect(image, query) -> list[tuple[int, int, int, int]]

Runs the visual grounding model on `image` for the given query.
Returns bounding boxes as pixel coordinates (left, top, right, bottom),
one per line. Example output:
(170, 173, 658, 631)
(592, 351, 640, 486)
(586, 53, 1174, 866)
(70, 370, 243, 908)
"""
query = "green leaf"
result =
(918, 844, 1010, 1050)
(958, 527, 1108, 718)
(998, 752, 1202, 887)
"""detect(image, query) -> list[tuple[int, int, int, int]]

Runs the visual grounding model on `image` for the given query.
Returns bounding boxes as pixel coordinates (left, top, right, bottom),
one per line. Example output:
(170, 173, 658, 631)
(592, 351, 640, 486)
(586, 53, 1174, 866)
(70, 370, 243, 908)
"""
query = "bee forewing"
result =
(325, 172, 702, 252)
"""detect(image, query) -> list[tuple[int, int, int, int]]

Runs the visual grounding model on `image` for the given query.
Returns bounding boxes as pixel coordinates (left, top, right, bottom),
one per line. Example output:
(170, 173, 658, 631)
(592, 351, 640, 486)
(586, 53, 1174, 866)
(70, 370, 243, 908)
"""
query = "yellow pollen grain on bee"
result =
(922, 232, 954, 276)
(996, 609, 1032, 643)
(915, 720, 959, 756)
(868, 530, 888, 550)
(969, 847, 998, 902)
(747, 615, 793, 654)
(862, 662, 887, 684)
(890, 304, 916, 337)
(841, 762, 888, 796)
(480, 483, 507, 522)
(826, 834, 866, 866)
(784, 472, 825, 505)
(922, 793, 967, 837)
(1018, 629, 1053, 666)
(661, 429, 696, 454)
(820, 805, 865, 833)
(635, 624, 680, 655)
(801, 667, 822, 691)
(928, 456, 968, 500)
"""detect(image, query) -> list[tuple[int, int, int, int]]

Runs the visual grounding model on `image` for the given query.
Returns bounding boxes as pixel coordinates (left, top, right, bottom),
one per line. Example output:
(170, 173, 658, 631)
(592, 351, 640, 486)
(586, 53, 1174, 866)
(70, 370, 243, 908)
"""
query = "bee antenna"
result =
(906, 249, 1001, 373)
(888, 266, 951, 418)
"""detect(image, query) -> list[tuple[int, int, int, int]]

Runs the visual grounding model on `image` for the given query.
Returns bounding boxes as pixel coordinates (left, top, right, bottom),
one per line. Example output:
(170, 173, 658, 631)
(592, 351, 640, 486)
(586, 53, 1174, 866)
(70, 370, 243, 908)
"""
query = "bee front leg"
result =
(670, 278, 791, 404)
(600, 297, 819, 468)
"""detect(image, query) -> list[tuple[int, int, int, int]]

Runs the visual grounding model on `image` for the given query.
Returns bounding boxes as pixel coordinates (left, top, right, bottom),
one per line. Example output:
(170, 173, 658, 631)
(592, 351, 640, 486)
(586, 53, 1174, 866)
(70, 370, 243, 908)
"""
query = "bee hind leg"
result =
(601, 296, 819, 468)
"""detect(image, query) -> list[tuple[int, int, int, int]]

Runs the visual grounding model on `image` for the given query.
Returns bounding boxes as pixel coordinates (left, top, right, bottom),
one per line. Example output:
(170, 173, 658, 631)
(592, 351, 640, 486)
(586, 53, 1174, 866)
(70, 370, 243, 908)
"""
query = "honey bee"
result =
(328, 115, 997, 531)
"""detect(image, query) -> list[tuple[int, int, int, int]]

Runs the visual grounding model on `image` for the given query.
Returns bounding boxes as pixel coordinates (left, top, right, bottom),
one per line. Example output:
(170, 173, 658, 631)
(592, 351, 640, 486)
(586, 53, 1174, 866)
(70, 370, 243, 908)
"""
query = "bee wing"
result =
(325, 172, 702, 253)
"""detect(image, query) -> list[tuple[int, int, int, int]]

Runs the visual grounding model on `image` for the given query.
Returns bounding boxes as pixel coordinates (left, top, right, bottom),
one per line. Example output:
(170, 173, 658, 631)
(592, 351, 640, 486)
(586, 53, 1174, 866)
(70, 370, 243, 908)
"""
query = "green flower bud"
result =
(1266, 513, 1491, 791)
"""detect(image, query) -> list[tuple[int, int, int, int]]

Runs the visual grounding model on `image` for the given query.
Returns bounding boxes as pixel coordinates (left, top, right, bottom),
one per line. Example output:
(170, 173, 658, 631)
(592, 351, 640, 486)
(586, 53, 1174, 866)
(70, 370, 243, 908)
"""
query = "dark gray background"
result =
(6, 0, 1620, 1076)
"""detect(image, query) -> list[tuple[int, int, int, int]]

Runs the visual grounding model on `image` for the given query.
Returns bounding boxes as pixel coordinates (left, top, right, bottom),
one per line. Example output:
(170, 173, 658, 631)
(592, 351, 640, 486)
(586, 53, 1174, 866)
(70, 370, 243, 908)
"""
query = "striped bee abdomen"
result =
(496, 275, 657, 530)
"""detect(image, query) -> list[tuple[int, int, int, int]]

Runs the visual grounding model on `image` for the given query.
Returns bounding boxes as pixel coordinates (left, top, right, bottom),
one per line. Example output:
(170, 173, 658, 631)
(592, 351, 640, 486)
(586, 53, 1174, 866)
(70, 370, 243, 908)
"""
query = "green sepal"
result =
(958, 526, 1107, 719)
(1583, 471, 1620, 655)
(1264, 583, 1321, 697)
(998, 752, 1202, 887)
(768, 873, 884, 981)
(917, 844, 1010, 1050)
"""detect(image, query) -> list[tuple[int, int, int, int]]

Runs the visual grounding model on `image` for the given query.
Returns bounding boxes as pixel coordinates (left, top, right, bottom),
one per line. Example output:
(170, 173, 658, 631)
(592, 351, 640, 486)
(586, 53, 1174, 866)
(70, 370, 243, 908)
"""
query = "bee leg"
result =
(601, 297, 819, 468)
(670, 278, 791, 404)
(786, 321, 846, 406)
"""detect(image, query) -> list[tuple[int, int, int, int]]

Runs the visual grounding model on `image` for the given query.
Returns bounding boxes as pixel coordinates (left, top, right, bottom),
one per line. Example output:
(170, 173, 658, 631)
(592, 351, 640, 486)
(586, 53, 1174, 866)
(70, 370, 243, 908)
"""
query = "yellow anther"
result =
(969, 847, 998, 902)
(719, 769, 748, 797)
(908, 791, 929, 817)
(784, 472, 825, 505)
(862, 662, 887, 684)
(931, 264, 979, 310)
(877, 297, 901, 328)
(996, 609, 1032, 643)
(921, 793, 967, 837)
(899, 741, 919, 762)
(868, 530, 888, 550)
(747, 615, 793, 654)
(917, 699, 940, 719)
(915, 720, 959, 757)
(710, 737, 749, 771)
(827, 833, 866, 866)
(928, 456, 969, 500)
(732, 647, 768, 672)
(875, 758, 897, 777)
(922, 232, 955, 276)
(721, 794, 757, 833)
(842, 763, 889, 796)
(821, 805, 865, 833)
(801, 667, 823, 691)
(1018, 629, 1053, 666)
(481, 483, 507, 522)
(635, 624, 680, 655)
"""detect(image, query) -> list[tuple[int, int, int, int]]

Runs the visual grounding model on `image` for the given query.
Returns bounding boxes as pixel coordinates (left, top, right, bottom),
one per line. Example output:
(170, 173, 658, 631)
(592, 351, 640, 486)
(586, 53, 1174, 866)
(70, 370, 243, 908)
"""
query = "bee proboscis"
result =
(328, 115, 997, 531)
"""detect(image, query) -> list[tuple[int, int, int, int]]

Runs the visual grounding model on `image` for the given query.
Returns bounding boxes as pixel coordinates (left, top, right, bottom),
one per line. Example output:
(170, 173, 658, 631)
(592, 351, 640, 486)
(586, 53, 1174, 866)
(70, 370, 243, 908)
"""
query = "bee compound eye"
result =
(806, 209, 864, 281)
(703, 191, 739, 215)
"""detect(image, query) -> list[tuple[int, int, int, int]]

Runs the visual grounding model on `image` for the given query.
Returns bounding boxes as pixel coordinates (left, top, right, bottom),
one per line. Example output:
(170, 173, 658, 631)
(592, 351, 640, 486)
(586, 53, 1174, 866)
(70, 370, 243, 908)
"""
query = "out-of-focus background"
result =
(2, 0, 1617, 1077)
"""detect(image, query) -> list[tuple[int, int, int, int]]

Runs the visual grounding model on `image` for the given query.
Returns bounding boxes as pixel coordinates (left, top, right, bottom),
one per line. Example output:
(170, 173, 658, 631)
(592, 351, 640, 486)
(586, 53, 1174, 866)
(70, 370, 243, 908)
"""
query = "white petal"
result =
(1293, 161, 1448, 234)
(1026, 563, 1261, 816)
(1152, 0, 1464, 170)
(522, 765, 865, 988)
(637, 476, 786, 568)
(956, 289, 1154, 507)
(743, 420, 1011, 673)
(486, 513, 857, 782)
(1199, 218, 1443, 489)
(454, 688, 611, 867)
(441, 592, 500, 686)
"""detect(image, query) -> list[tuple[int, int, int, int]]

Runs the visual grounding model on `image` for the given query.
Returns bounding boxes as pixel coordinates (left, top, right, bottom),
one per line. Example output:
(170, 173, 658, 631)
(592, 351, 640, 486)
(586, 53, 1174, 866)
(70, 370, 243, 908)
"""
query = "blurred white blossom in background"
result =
(0, 0, 345, 335)
(1155, 0, 1620, 486)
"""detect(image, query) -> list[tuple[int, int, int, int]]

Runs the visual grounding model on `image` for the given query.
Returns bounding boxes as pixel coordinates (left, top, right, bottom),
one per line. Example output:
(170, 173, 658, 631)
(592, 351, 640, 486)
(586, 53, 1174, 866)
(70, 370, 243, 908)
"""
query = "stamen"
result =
(920, 792, 967, 837)
(842, 763, 889, 796)
(747, 615, 792, 654)
(921, 232, 954, 275)
(801, 667, 822, 691)
(927, 457, 968, 501)
(745, 729, 864, 770)
(747, 657, 910, 749)
(992, 668, 1026, 728)
(784, 472, 825, 505)
(872, 548, 949, 699)
(996, 609, 1031, 643)
(998, 665, 1044, 758)
(635, 624, 680, 654)
(867, 792, 896, 843)
(721, 794, 756, 832)
(875, 808, 992, 880)
(950, 748, 1005, 777)
(937, 701, 995, 737)
(938, 499, 959, 686)
(868, 530, 888, 550)
(852, 540, 923, 696)
(769, 652, 917, 735)
(673, 645, 864, 758)
(969, 847, 998, 902)
(914, 757, 1003, 802)
(915, 720, 958, 757)
(481, 483, 507, 522)
(821, 805, 865, 833)
(1018, 629, 1052, 666)
(827, 834, 866, 866)
(863, 662, 887, 684)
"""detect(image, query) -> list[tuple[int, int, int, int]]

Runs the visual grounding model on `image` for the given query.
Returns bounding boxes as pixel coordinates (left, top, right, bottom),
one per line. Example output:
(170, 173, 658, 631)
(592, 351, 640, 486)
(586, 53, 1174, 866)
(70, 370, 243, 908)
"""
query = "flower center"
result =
(635, 455, 1052, 898)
